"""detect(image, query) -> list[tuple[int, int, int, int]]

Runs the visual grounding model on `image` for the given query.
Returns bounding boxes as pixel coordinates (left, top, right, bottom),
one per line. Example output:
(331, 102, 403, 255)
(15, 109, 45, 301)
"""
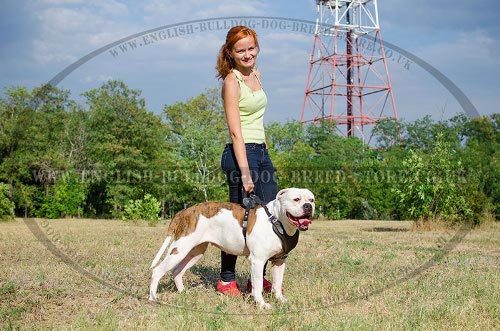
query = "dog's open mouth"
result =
(286, 212, 312, 231)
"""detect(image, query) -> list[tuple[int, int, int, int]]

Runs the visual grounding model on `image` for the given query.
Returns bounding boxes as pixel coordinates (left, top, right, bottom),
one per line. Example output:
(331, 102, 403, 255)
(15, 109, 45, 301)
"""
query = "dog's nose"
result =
(303, 203, 312, 213)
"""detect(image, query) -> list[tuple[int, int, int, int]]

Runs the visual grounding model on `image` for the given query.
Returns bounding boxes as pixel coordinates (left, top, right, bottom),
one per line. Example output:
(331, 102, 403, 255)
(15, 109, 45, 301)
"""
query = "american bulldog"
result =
(148, 188, 315, 309)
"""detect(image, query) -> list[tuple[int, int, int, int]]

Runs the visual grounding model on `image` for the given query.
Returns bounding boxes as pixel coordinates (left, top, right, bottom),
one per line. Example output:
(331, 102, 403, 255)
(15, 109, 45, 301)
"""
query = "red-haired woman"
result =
(216, 26, 278, 296)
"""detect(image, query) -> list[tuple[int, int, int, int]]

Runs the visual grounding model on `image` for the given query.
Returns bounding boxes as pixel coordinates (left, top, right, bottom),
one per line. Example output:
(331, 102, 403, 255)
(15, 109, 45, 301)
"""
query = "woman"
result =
(215, 26, 278, 296)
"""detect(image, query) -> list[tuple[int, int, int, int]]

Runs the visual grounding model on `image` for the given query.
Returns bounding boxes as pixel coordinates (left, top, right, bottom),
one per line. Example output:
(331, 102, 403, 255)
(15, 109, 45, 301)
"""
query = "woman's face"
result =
(230, 35, 258, 71)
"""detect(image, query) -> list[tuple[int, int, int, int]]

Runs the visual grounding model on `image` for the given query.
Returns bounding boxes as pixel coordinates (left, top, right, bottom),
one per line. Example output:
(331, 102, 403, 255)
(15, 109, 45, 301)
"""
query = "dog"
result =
(148, 188, 315, 309)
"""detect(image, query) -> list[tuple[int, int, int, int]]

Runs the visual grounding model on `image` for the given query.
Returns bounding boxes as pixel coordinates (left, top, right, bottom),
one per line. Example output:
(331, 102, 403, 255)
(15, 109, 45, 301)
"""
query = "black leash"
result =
(241, 190, 257, 239)
(241, 191, 299, 259)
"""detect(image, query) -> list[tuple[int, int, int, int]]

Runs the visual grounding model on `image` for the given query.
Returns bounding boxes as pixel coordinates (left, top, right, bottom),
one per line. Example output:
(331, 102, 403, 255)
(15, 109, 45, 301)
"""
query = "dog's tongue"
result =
(299, 219, 311, 227)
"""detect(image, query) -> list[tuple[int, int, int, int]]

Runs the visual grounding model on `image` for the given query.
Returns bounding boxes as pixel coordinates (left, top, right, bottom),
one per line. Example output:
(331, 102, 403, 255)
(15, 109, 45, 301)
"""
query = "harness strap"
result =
(251, 195, 274, 219)
(269, 215, 299, 259)
(242, 205, 250, 238)
(242, 191, 257, 239)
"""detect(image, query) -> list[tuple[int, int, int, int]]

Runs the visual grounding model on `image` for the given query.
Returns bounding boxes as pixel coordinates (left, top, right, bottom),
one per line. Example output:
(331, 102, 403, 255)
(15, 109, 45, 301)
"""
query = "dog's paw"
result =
(148, 292, 158, 302)
(276, 295, 288, 304)
(258, 301, 272, 310)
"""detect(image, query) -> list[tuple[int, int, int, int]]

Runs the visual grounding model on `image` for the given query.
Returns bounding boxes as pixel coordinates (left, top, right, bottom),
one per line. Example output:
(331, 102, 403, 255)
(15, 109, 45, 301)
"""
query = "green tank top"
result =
(233, 69, 267, 144)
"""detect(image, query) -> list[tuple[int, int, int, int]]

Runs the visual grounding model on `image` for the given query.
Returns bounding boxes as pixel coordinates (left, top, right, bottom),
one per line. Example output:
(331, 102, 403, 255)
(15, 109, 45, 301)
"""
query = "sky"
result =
(1, 0, 499, 128)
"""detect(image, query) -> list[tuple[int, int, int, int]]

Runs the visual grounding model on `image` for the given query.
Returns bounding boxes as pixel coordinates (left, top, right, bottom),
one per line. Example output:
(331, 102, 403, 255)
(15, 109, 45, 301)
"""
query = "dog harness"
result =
(241, 192, 299, 259)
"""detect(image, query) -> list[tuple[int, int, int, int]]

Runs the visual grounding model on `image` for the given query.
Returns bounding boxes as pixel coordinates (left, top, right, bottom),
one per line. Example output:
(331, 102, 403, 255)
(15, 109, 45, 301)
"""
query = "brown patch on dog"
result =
(231, 206, 260, 235)
(199, 202, 240, 219)
(166, 208, 198, 240)
(166, 202, 245, 240)
(170, 247, 179, 255)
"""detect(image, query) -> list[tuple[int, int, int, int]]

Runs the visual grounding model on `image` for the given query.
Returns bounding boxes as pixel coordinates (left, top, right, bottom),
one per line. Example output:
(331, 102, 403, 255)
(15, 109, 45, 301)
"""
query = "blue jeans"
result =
(219, 143, 278, 282)
(221, 143, 278, 205)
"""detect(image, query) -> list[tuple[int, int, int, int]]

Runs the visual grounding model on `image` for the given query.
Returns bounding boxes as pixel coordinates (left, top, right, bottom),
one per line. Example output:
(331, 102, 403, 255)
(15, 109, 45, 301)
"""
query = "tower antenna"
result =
(301, 0, 399, 144)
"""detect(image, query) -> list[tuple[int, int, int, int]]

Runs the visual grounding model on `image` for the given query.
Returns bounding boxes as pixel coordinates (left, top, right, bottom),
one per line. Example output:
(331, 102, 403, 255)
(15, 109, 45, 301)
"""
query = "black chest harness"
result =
(242, 192, 299, 259)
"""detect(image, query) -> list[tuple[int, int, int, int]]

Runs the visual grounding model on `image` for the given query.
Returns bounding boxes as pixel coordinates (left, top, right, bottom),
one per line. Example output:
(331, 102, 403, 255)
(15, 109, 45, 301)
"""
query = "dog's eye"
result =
(293, 198, 301, 202)
(309, 199, 314, 203)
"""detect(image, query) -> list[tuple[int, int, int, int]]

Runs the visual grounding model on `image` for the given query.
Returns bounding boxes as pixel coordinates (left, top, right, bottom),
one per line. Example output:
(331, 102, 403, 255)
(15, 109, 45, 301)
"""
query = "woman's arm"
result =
(223, 73, 254, 193)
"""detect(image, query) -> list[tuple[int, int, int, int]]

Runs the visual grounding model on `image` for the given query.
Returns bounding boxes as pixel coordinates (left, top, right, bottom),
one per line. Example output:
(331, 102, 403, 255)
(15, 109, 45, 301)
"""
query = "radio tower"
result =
(301, 0, 399, 144)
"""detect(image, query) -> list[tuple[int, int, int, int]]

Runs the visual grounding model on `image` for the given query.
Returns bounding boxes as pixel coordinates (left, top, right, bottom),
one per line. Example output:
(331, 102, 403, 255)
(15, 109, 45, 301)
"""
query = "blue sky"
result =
(1, 0, 498, 125)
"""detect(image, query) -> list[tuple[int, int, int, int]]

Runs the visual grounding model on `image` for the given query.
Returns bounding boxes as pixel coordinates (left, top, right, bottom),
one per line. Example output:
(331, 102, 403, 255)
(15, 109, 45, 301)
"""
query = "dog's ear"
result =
(276, 188, 289, 200)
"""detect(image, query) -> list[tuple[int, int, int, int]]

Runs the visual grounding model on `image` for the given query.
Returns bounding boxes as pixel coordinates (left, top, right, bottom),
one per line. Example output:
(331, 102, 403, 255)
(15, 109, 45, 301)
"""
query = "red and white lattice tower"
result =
(301, 0, 398, 143)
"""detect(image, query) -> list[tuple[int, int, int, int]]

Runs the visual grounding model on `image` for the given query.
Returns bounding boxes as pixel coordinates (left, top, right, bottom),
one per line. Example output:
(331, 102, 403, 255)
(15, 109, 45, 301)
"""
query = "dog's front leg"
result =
(271, 259, 287, 303)
(249, 257, 271, 309)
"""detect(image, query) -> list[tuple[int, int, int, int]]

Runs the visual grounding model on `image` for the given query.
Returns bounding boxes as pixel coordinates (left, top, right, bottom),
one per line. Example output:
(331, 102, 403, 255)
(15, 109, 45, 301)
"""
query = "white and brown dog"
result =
(148, 188, 315, 309)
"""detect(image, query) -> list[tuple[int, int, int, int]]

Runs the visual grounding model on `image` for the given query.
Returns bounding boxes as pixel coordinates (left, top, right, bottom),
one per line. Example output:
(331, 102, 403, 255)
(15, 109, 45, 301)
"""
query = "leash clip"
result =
(242, 190, 257, 209)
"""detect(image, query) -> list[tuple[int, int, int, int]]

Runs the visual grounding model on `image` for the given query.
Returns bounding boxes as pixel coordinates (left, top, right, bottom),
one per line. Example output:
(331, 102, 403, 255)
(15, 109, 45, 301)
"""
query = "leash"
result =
(241, 190, 257, 239)
(241, 191, 299, 259)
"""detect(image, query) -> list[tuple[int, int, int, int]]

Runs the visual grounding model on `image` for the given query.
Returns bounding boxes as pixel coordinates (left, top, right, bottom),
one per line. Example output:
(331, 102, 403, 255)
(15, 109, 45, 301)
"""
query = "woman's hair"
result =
(215, 26, 259, 80)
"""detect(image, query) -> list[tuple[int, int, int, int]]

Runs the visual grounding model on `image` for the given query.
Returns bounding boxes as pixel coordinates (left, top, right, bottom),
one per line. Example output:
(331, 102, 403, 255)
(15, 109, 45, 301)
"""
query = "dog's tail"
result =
(150, 236, 172, 269)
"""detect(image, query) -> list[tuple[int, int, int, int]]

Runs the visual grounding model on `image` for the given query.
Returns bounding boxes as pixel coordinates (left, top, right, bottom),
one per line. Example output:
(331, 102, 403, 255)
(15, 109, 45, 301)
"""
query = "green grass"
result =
(0, 218, 498, 330)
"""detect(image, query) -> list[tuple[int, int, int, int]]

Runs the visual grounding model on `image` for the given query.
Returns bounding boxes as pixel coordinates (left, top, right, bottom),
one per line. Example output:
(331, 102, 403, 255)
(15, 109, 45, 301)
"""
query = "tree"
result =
(0, 183, 14, 220)
(0, 84, 77, 216)
(266, 120, 303, 154)
(460, 114, 499, 221)
(163, 87, 227, 207)
(372, 119, 401, 149)
(83, 80, 167, 217)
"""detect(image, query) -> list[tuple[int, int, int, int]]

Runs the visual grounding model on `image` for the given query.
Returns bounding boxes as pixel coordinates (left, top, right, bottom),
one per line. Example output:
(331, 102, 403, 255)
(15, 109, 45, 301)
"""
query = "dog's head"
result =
(274, 188, 315, 231)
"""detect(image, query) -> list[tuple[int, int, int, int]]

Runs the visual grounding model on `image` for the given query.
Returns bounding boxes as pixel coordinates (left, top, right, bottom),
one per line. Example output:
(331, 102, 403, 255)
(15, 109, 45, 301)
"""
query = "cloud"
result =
(30, 0, 271, 66)
(36, 7, 99, 32)
(81, 74, 114, 84)
(414, 28, 498, 81)
(40, 0, 86, 5)
(93, 0, 129, 17)
(143, 0, 268, 25)
(197, 1, 268, 18)
(31, 3, 138, 65)
(39, 0, 129, 16)
(381, 0, 500, 33)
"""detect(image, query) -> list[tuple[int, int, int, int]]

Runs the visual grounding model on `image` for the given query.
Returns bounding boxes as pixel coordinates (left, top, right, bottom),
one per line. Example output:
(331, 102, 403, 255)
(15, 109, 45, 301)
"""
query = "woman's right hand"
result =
(241, 174, 254, 193)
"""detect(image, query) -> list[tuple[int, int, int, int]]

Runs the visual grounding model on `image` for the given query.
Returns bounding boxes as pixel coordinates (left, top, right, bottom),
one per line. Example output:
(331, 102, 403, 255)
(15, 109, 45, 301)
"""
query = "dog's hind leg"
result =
(149, 242, 197, 301)
(172, 242, 209, 292)
(149, 258, 172, 302)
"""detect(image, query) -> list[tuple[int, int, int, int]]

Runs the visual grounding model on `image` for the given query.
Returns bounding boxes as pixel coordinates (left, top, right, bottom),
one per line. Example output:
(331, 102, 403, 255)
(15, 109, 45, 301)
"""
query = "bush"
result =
(0, 183, 15, 221)
(395, 134, 473, 224)
(122, 194, 161, 224)
(37, 171, 87, 219)
(460, 169, 495, 225)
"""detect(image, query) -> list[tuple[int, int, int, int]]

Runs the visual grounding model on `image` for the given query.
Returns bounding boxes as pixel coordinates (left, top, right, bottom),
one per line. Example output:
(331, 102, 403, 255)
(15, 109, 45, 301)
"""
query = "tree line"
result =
(0, 80, 497, 224)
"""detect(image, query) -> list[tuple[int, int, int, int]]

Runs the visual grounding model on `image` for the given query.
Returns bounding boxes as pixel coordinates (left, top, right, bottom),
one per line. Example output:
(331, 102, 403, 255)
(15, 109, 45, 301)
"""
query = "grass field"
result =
(0, 218, 498, 330)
